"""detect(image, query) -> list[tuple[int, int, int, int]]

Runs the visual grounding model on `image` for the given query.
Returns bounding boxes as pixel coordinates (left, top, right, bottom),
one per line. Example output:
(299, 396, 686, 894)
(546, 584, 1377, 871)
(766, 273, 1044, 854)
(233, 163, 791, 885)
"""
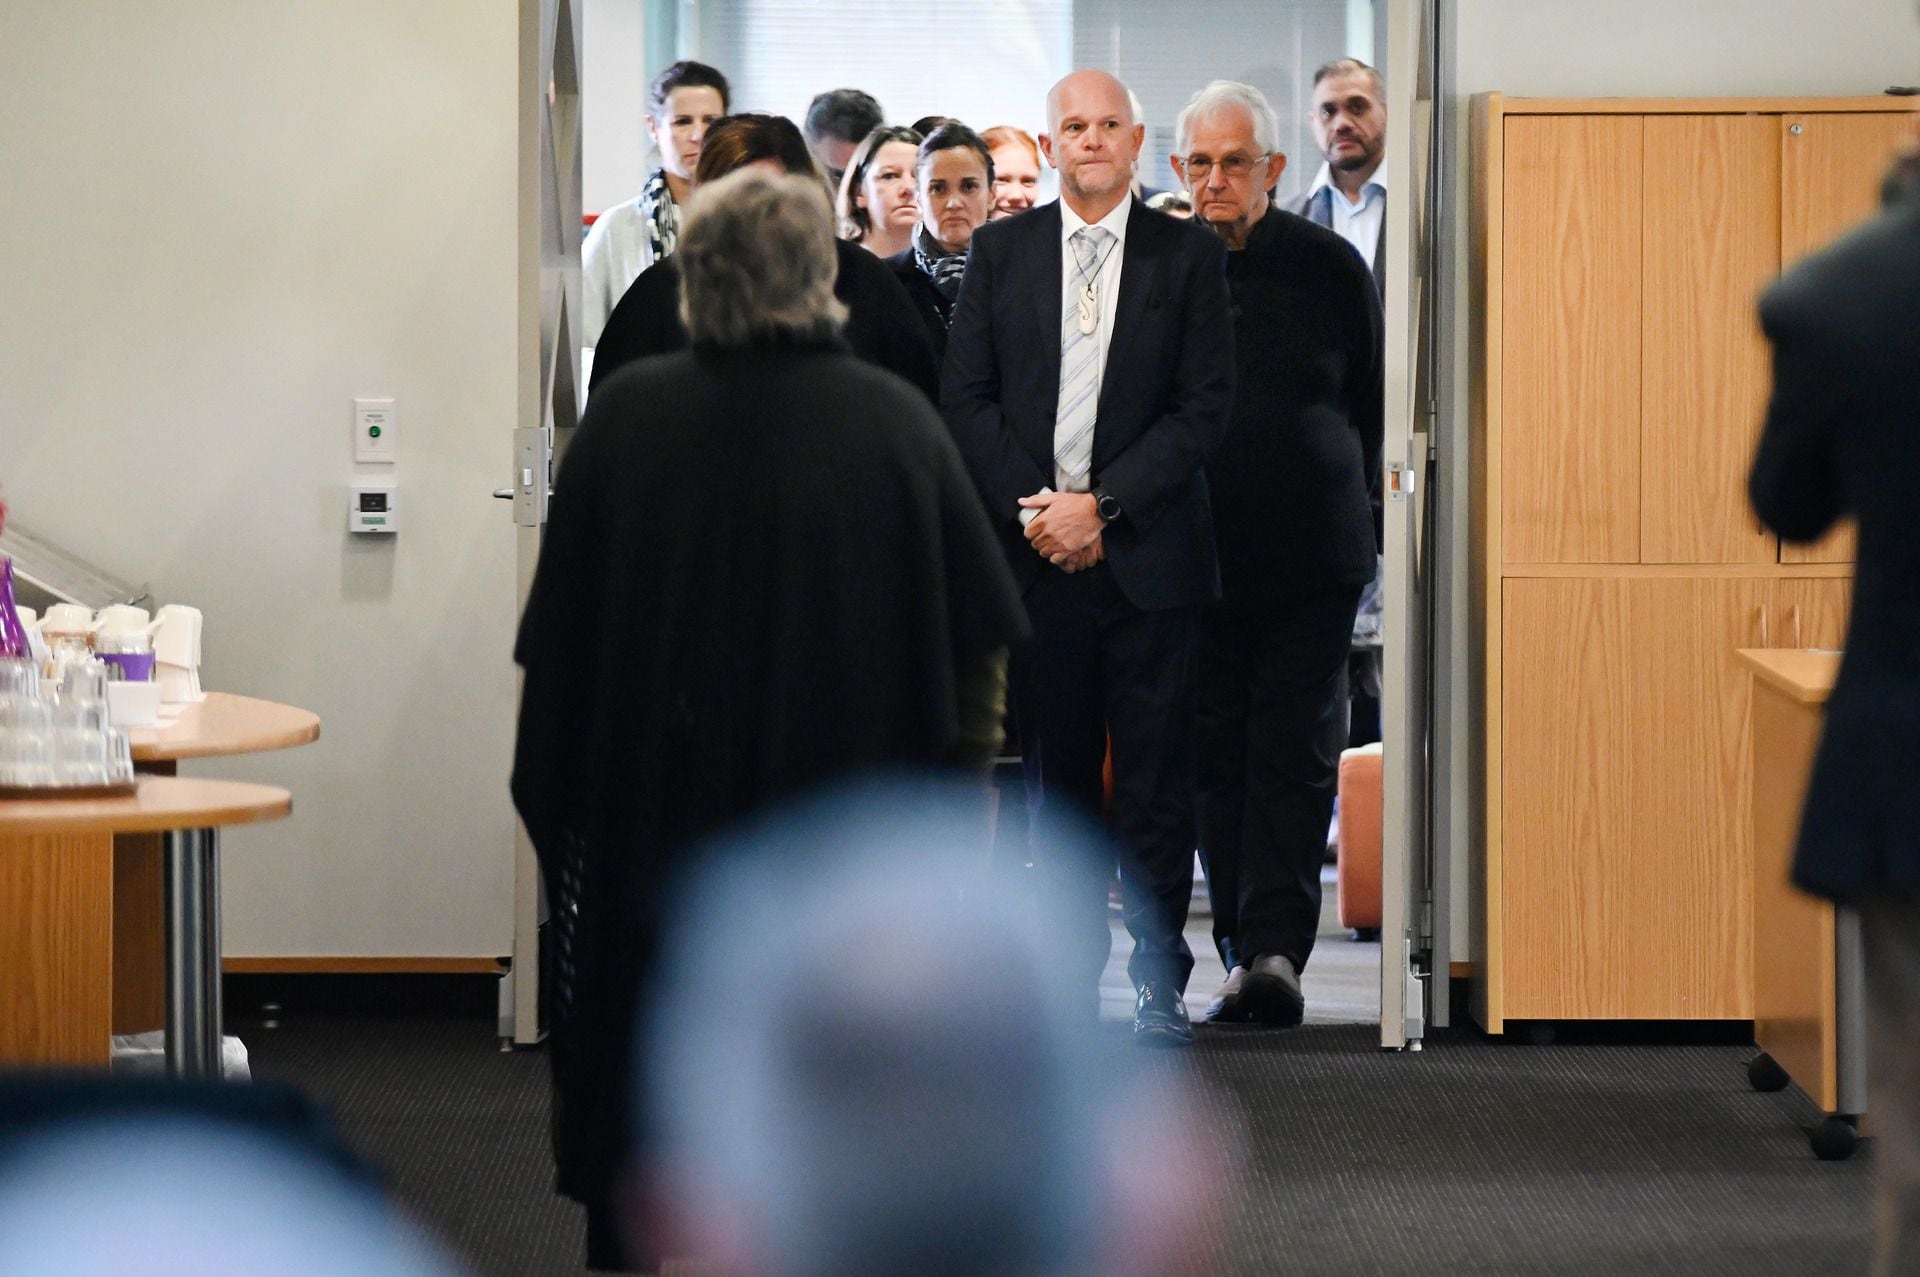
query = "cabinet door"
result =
(1773, 576, 1853, 650)
(1502, 116, 1642, 565)
(1778, 112, 1910, 565)
(1502, 577, 1760, 1019)
(1641, 117, 1779, 565)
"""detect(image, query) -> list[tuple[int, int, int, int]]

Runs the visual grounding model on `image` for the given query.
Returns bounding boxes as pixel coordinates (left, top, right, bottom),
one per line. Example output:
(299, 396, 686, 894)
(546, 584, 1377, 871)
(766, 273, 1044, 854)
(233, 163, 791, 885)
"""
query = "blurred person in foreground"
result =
(589, 114, 938, 402)
(804, 87, 884, 190)
(941, 69, 1234, 1044)
(983, 124, 1042, 218)
(888, 122, 995, 362)
(1171, 81, 1381, 1026)
(837, 124, 924, 260)
(581, 60, 731, 346)
(513, 169, 1027, 1272)
(1748, 152, 1920, 1277)
(635, 784, 1238, 1277)
(0, 1117, 462, 1276)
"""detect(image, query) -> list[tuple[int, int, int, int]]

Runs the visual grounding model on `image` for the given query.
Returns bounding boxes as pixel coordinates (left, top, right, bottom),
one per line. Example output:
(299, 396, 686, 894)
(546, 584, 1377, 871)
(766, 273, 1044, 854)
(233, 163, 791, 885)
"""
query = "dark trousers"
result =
(1196, 586, 1363, 975)
(1012, 562, 1198, 994)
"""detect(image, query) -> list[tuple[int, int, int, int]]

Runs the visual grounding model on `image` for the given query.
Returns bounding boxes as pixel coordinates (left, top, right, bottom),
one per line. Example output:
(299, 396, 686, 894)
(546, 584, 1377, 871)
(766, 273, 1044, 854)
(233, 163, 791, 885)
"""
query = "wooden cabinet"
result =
(1501, 116, 1643, 564)
(1471, 95, 1889, 1032)
(1640, 116, 1779, 566)
(1778, 111, 1911, 565)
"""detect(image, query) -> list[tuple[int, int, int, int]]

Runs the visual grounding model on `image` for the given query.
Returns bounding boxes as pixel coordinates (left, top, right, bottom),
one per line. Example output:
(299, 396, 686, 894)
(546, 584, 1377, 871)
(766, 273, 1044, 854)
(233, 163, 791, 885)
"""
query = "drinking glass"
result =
(105, 728, 134, 784)
(59, 658, 109, 707)
(50, 726, 110, 786)
(0, 725, 54, 787)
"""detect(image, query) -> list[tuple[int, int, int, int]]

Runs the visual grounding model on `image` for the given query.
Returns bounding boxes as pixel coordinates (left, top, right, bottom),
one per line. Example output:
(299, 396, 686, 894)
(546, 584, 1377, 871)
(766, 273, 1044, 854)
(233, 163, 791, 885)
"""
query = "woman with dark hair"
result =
(836, 124, 922, 259)
(581, 59, 730, 345)
(887, 123, 994, 362)
(590, 115, 939, 402)
(982, 124, 1042, 218)
(514, 168, 1026, 1272)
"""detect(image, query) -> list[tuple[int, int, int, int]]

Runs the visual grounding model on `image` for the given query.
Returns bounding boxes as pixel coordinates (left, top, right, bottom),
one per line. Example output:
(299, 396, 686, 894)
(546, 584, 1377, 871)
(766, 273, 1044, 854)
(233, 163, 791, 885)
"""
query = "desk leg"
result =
(163, 827, 221, 1078)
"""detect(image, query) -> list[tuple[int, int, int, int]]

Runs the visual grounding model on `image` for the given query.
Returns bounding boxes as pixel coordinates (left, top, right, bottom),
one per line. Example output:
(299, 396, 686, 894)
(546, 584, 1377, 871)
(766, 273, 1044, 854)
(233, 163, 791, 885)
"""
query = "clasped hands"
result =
(1020, 490, 1104, 574)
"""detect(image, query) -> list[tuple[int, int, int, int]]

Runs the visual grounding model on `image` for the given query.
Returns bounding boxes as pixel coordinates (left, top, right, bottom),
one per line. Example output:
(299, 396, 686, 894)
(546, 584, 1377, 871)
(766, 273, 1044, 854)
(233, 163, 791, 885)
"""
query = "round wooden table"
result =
(109, 694, 321, 1068)
(127, 692, 322, 766)
(0, 776, 291, 1079)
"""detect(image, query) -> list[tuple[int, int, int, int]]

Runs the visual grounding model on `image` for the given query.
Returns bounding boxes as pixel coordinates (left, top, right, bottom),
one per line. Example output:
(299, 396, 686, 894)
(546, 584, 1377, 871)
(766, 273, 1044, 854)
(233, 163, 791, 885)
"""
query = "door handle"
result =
(1788, 604, 1803, 648)
(1754, 604, 1770, 648)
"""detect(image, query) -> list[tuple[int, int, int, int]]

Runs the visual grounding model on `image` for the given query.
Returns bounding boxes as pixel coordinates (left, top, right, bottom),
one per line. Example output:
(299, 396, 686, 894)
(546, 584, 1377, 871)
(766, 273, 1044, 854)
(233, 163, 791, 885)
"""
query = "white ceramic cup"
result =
(39, 603, 94, 637)
(94, 604, 153, 637)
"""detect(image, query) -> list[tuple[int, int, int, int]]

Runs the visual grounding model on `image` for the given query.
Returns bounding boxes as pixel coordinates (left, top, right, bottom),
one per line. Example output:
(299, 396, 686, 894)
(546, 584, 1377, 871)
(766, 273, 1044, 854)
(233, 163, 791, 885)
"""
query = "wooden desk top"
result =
(127, 692, 320, 762)
(1736, 648, 1842, 706)
(0, 777, 291, 836)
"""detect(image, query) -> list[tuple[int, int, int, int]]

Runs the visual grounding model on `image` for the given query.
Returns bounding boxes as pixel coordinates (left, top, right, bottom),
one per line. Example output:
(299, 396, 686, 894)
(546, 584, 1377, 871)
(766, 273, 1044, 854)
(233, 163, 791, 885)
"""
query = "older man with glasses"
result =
(1170, 80, 1383, 1027)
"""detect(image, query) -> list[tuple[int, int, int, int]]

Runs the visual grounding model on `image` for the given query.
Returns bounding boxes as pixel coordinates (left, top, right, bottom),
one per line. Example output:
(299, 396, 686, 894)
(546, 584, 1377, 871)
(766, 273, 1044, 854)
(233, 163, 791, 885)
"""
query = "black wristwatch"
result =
(1092, 485, 1123, 524)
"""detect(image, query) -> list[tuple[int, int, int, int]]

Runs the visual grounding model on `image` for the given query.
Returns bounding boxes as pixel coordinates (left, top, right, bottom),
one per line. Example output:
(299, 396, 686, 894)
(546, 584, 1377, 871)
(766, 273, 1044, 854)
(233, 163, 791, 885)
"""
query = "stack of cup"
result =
(0, 656, 135, 791)
(95, 606, 161, 726)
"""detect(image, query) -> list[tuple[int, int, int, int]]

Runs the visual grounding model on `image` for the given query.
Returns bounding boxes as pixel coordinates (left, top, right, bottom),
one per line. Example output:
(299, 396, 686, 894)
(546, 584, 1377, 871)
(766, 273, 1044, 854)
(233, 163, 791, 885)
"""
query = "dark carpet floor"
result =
(238, 1006, 1872, 1277)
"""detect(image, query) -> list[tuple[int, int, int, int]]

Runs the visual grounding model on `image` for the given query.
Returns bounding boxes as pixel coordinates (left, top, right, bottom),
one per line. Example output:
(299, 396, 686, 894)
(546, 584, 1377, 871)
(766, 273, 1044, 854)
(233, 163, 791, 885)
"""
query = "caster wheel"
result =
(1811, 1116, 1858, 1162)
(1747, 1052, 1790, 1093)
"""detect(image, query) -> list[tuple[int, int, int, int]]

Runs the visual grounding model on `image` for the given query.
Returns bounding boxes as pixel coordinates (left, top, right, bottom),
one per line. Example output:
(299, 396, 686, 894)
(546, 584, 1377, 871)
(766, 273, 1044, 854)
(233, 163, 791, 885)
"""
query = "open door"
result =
(1378, 0, 1439, 1050)
(503, 0, 584, 1045)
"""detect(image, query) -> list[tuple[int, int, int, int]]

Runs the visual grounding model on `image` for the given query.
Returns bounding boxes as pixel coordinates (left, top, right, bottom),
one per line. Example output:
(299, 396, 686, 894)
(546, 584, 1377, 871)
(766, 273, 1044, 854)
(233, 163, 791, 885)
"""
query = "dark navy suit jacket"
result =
(939, 198, 1235, 612)
(1749, 190, 1920, 902)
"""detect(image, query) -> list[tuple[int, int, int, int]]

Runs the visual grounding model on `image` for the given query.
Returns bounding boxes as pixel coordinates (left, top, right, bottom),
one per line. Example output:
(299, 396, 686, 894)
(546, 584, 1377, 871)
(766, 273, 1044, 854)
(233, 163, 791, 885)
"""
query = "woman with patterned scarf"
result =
(580, 59, 729, 347)
(886, 123, 994, 364)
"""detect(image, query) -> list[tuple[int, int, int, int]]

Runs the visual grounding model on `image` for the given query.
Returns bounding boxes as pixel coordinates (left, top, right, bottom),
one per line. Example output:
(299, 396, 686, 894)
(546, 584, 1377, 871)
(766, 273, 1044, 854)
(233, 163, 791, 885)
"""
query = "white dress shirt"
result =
(1054, 196, 1131, 492)
(1306, 161, 1387, 271)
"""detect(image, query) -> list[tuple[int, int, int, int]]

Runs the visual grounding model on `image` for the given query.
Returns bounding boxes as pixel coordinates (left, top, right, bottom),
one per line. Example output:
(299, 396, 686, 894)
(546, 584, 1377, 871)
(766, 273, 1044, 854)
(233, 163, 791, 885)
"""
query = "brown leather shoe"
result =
(1239, 954, 1305, 1027)
(1204, 965, 1251, 1022)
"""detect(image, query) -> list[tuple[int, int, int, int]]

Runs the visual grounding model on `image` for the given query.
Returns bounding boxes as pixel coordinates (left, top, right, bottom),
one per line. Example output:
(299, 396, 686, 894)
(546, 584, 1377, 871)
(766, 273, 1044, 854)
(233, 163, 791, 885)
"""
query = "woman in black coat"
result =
(1749, 171, 1920, 1274)
(886, 123, 995, 364)
(513, 169, 1025, 1273)
(589, 114, 939, 402)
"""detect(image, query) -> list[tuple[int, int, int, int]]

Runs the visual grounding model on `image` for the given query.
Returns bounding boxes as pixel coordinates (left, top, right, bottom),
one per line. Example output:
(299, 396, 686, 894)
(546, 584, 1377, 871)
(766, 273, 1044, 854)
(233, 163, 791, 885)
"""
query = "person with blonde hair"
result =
(514, 167, 1026, 1272)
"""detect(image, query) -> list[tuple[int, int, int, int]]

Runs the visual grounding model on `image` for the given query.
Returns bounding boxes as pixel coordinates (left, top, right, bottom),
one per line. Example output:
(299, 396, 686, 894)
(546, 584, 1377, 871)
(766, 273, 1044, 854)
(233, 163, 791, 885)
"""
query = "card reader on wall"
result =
(349, 482, 398, 534)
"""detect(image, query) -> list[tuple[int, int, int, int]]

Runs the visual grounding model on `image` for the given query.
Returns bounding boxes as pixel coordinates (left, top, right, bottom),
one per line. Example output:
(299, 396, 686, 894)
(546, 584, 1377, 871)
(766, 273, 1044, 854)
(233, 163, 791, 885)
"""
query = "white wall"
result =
(0, 2, 524, 957)
(584, 0, 649, 214)
(1436, 0, 1920, 964)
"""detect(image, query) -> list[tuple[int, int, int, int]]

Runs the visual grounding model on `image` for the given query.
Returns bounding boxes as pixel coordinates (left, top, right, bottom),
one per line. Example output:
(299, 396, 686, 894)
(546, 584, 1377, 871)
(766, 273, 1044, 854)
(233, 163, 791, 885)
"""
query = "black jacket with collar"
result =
(1749, 189, 1920, 902)
(940, 198, 1236, 612)
(886, 247, 956, 366)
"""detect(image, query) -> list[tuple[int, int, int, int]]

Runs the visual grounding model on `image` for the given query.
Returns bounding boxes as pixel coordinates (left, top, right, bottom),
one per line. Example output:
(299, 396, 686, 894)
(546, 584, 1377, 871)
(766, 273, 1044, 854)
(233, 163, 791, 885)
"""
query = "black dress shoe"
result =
(1133, 980, 1195, 1047)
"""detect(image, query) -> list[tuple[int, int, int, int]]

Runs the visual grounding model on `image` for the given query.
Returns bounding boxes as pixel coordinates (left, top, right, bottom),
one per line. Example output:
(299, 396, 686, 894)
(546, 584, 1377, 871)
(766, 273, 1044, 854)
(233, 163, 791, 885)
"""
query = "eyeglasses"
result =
(1179, 153, 1270, 178)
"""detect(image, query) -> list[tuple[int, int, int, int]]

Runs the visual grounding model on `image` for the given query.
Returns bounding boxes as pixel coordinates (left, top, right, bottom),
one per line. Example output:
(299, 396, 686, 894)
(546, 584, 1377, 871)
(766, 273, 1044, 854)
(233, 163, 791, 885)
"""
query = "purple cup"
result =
(99, 651, 156, 682)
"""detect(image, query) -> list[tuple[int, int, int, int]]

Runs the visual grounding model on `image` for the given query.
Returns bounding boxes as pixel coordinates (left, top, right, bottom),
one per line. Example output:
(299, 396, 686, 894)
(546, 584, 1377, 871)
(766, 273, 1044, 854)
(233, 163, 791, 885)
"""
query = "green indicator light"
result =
(369, 425, 383, 438)
(364, 517, 387, 525)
